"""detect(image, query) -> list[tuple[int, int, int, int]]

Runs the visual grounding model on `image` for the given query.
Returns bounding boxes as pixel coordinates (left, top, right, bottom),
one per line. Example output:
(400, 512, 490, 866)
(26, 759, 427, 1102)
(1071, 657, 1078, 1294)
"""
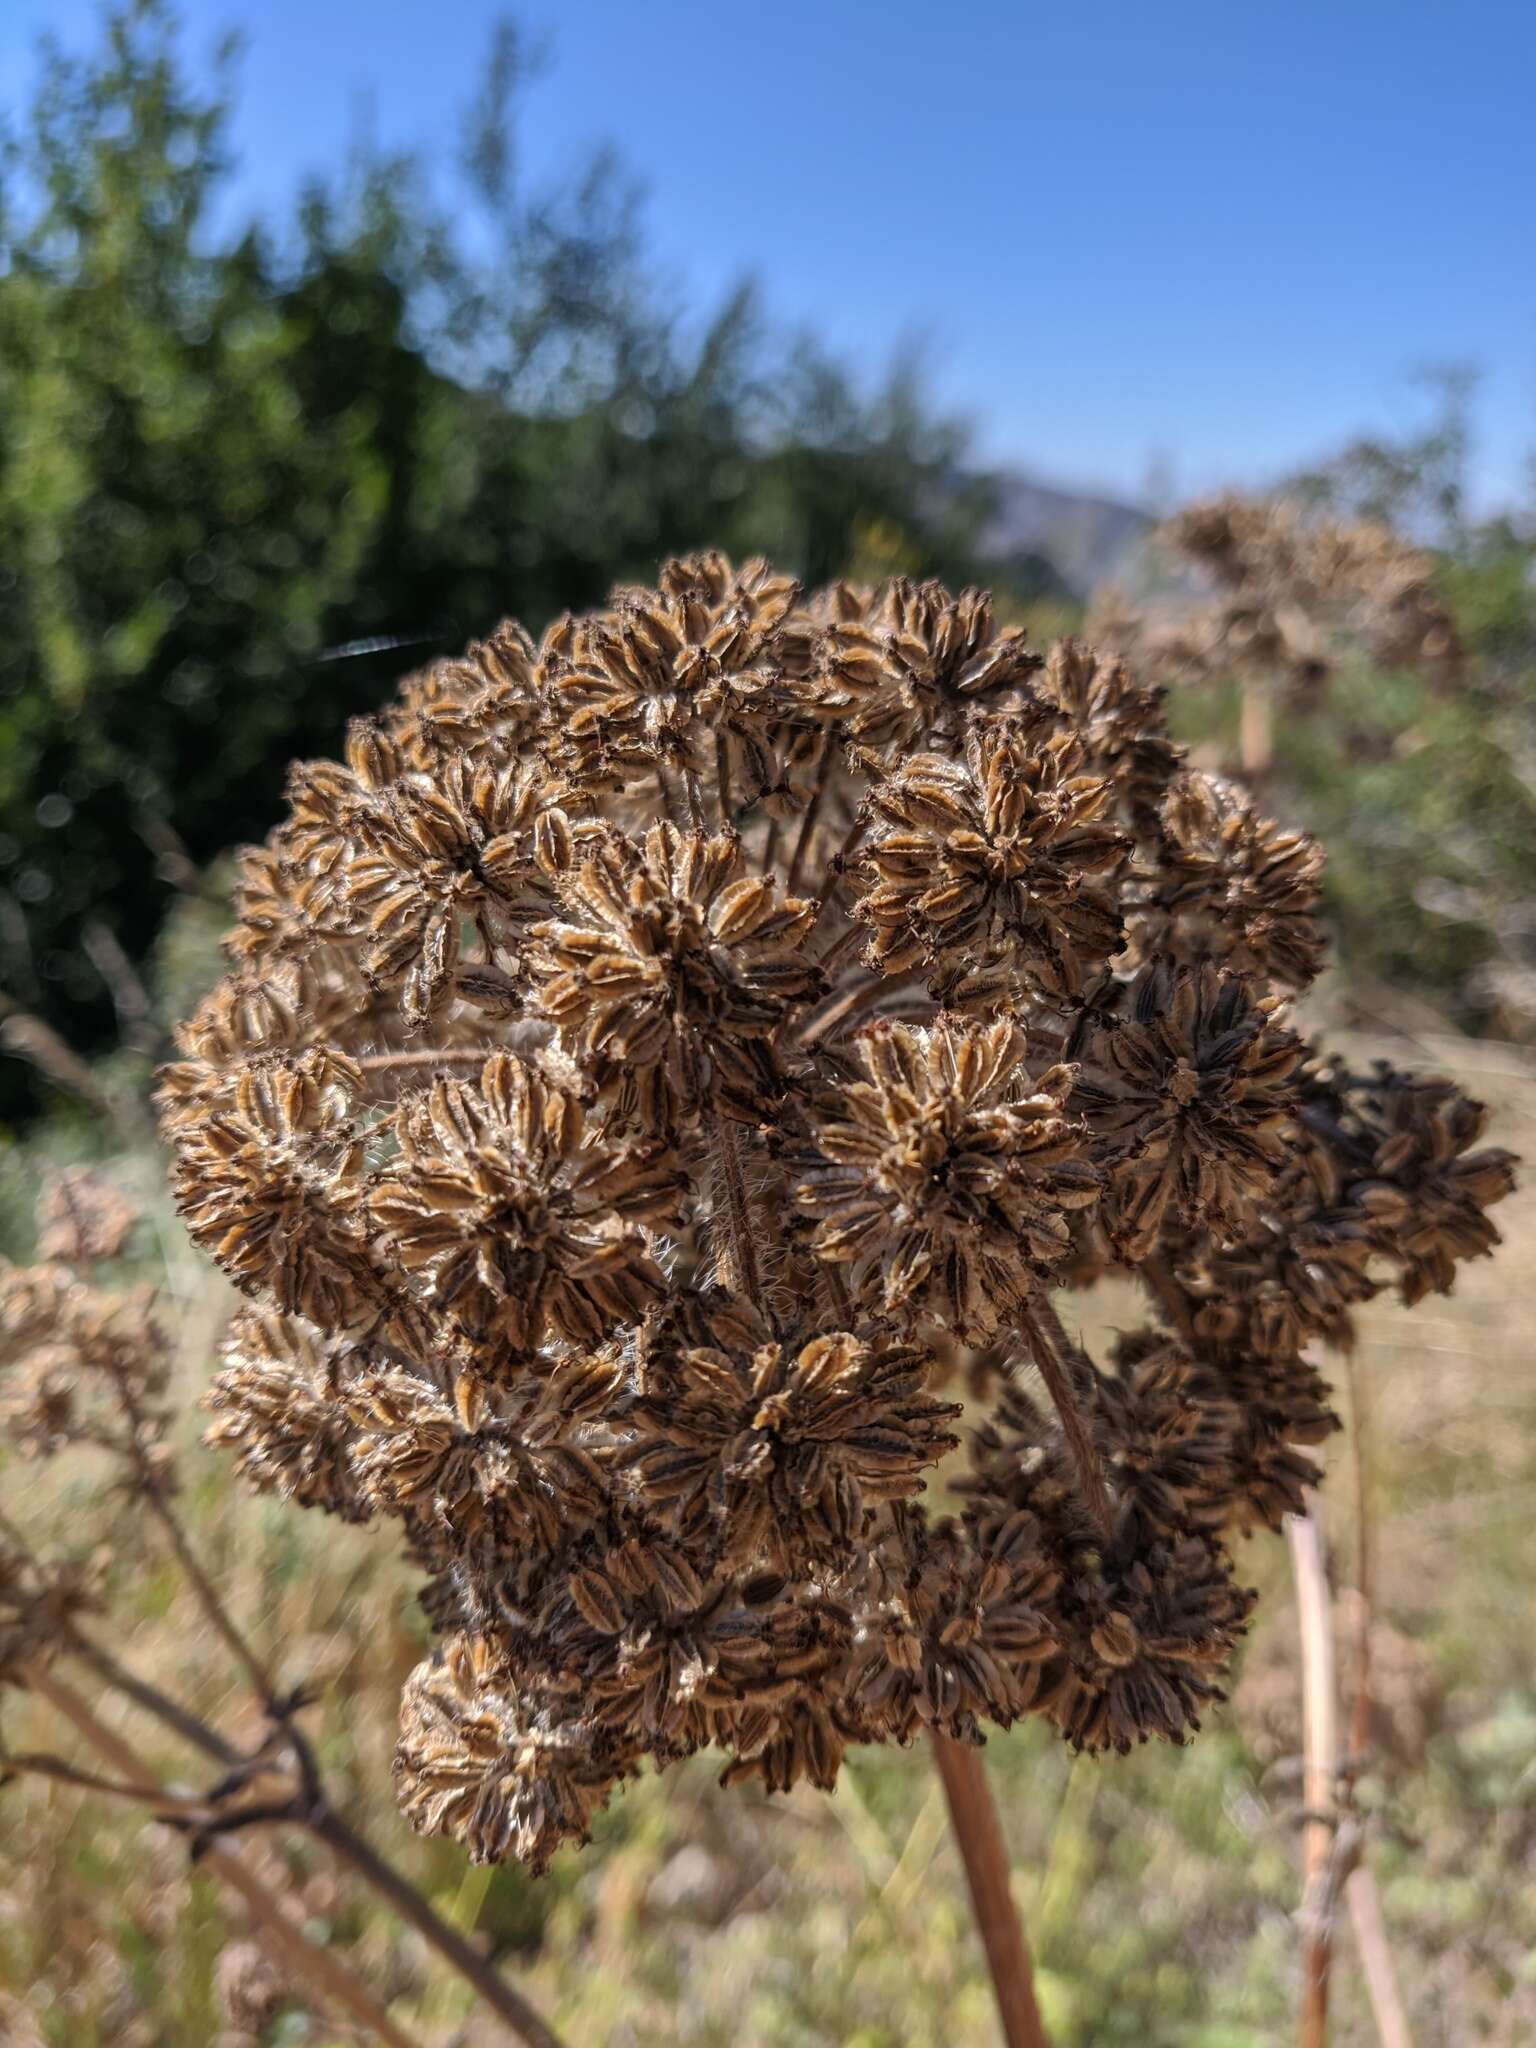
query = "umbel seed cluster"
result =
(159, 556, 1514, 1870)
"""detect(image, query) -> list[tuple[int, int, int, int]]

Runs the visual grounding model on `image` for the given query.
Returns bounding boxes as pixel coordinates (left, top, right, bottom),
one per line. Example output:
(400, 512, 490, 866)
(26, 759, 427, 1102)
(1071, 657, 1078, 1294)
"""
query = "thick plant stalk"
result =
(930, 1732, 1050, 2048)
(1344, 1353, 1374, 1768)
(1288, 1500, 1338, 2048)
(27, 1667, 424, 2048)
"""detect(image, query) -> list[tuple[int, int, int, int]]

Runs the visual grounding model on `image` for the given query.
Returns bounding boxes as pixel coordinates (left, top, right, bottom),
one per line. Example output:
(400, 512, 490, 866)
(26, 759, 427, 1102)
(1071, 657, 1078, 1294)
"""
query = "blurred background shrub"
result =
(0, 0, 1012, 1127)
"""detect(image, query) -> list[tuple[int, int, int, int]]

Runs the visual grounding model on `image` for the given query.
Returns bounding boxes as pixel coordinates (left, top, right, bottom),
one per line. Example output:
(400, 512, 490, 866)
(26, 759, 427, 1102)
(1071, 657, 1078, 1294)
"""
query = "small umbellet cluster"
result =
(157, 556, 1513, 1870)
(1089, 494, 1462, 702)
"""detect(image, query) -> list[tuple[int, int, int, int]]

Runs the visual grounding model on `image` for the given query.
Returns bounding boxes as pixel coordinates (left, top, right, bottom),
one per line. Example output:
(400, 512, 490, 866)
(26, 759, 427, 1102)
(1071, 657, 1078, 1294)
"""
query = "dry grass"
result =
(2, 1022, 1533, 2047)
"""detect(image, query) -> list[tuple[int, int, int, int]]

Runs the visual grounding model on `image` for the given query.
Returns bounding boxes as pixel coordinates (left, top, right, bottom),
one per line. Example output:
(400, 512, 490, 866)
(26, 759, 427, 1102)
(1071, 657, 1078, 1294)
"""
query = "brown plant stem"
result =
(1, 1747, 212, 1816)
(1021, 1302, 1114, 1540)
(1343, 1351, 1374, 1765)
(68, 1630, 240, 1766)
(804, 811, 869, 944)
(785, 731, 837, 896)
(930, 1733, 1050, 2048)
(1288, 1497, 1337, 2048)
(1139, 1255, 1195, 1341)
(358, 1047, 500, 1075)
(798, 972, 887, 1046)
(96, 1370, 284, 1716)
(136, 1478, 284, 1711)
(26, 1667, 424, 2048)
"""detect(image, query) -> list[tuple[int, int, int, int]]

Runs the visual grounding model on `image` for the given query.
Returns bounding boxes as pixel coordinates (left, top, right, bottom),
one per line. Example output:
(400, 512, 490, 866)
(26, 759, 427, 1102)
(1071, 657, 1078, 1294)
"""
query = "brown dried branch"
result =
(931, 1733, 1050, 2048)
(25, 1667, 425, 2048)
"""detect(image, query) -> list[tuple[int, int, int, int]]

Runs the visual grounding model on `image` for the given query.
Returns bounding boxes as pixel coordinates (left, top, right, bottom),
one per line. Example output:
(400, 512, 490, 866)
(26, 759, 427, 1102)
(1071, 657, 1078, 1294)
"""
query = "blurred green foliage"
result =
(0, 1, 1004, 1125)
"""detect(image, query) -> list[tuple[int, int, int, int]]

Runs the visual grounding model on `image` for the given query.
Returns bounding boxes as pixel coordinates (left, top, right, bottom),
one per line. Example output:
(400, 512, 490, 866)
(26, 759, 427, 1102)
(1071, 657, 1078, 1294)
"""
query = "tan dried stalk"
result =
(1341, 1352, 1414, 2048)
(1284, 1357, 1415, 2048)
(1346, 1867, 1413, 2048)
(1288, 1501, 1339, 2048)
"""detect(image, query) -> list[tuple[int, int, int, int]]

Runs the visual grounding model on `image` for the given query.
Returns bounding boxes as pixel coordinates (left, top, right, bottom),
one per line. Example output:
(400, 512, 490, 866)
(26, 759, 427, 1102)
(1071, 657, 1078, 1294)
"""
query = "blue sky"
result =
(6, 0, 1534, 510)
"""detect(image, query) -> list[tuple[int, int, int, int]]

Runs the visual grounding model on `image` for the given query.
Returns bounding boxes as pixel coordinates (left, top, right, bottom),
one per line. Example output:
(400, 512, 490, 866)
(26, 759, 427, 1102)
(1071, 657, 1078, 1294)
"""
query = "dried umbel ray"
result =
(157, 556, 1514, 1871)
(1088, 493, 1462, 703)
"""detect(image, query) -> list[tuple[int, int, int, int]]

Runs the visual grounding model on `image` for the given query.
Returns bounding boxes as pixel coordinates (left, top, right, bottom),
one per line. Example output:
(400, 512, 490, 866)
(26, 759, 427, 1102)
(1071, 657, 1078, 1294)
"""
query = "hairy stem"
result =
(358, 1047, 499, 1074)
(930, 1733, 1050, 2048)
(707, 1104, 766, 1313)
(1021, 1301, 1114, 1540)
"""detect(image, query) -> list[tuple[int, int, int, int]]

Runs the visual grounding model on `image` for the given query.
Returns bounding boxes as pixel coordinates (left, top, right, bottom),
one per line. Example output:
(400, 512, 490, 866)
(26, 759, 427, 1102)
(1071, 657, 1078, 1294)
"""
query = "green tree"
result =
(0, 3, 999, 1125)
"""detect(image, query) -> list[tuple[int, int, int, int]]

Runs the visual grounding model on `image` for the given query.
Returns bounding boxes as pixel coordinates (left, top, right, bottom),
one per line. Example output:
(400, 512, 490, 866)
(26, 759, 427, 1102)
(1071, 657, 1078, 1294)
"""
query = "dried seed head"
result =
(1074, 962, 1301, 1258)
(155, 554, 1513, 1867)
(0, 1538, 101, 1687)
(793, 1019, 1098, 1338)
(204, 1310, 373, 1522)
(856, 721, 1128, 994)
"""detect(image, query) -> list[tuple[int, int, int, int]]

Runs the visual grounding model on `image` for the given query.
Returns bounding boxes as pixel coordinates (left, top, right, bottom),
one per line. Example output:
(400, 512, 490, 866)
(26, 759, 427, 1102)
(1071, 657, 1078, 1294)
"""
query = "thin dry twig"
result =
(26, 1667, 424, 2048)
(1021, 1302, 1114, 1539)
(40, 1633, 566, 2048)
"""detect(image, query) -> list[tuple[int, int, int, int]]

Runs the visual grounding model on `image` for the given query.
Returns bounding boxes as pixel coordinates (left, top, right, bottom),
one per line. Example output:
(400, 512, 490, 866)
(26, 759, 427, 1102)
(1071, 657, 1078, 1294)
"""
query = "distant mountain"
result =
(977, 471, 1153, 601)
